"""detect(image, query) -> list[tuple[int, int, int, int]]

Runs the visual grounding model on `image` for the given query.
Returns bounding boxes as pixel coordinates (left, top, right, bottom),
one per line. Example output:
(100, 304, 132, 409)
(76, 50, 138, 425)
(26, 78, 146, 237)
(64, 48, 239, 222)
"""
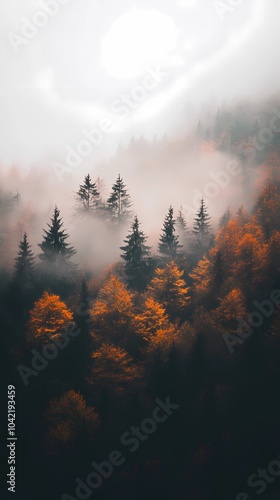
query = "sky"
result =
(1, 0, 279, 174)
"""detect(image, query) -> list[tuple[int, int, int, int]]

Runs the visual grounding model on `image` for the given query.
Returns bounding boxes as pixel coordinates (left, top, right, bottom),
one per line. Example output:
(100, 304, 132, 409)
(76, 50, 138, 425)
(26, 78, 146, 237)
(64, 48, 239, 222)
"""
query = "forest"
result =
(2, 98, 280, 500)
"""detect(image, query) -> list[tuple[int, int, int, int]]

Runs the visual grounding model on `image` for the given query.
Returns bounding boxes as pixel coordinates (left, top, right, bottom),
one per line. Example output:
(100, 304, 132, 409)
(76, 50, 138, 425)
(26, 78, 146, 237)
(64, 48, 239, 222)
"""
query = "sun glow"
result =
(101, 9, 178, 80)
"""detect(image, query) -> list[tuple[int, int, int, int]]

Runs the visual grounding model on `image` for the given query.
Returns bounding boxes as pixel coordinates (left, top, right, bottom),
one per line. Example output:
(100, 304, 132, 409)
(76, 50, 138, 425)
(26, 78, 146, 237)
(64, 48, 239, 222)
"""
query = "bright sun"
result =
(101, 9, 178, 80)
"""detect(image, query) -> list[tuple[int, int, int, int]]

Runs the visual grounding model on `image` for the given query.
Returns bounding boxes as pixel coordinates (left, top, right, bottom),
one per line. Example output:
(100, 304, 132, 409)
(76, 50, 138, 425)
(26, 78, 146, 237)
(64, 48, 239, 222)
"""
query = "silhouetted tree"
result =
(38, 207, 76, 278)
(76, 174, 100, 213)
(14, 232, 35, 285)
(107, 174, 132, 224)
(120, 216, 153, 290)
(192, 198, 212, 258)
(159, 206, 182, 259)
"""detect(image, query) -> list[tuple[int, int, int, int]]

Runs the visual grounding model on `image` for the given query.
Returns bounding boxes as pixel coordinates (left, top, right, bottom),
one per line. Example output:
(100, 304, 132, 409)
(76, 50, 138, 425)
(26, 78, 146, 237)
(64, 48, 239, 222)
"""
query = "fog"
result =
(0, 0, 278, 273)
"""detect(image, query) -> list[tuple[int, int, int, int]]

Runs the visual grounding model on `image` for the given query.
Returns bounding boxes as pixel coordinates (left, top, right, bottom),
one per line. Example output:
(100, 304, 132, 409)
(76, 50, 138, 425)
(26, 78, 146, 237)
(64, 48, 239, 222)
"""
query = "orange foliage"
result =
(27, 291, 73, 344)
(89, 343, 142, 395)
(148, 261, 190, 318)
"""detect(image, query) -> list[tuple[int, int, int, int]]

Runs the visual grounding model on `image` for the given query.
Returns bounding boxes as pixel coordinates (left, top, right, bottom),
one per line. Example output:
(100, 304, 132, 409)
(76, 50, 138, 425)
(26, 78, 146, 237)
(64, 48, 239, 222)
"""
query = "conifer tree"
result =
(219, 207, 231, 229)
(107, 174, 132, 224)
(176, 206, 189, 249)
(14, 232, 35, 284)
(192, 198, 212, 259)
(120, 216, 152, 290)
(76, 174, 100, 213)
(38, 207, 76, 271)
(193, 198, 212, 236)
(159, 206, 182, 259)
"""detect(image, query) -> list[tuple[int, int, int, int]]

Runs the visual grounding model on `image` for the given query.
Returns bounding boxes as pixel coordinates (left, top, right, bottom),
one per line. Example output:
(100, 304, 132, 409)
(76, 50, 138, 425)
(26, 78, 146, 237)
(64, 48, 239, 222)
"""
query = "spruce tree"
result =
(158, 206, 182, 259)
(219, 207, 231, 229)
(38, 207, 76, 270)
(176, 206, 188, 248)
(120, 216, 152, 290)
(192, 198, 212, 260)
(193, 198, 212, 236)
(14, 232, 35, 285)
(76, 174, 100, 213)
(107, 174, 132, 224)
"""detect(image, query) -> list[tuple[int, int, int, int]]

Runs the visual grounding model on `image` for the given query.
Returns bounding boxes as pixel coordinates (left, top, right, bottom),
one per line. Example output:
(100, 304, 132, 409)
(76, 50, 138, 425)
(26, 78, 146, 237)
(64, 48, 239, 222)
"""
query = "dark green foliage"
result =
(158, 206, 182, 259)
(14, 232, 35, 285)
(38, 207, 76, 265)
(120, 216, 153, 290)
(107, 174, 132, 224)
(76, 174, 100, 213)
(193, 198, 212, 236)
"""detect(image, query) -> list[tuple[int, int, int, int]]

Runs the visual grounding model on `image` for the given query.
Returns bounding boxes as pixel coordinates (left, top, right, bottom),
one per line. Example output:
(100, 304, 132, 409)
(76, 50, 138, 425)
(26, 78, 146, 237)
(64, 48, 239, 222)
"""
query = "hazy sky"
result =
(1, 0, 279, 171)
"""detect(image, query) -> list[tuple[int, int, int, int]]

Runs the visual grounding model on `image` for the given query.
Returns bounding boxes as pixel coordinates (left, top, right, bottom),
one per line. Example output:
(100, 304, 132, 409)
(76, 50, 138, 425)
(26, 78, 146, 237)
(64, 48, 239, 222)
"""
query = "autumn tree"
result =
(107, 174, 132, 224)
(148, 261, 190, 319)
(90, 274, 134, 345)
(44, 390, 100, 453)
(190, 256, 212, 303)
(120, 215, 153, 290)
(14, 232, 35, 285)
(158, 206, 182, 260)
(88, 343, 142, 397)
(76, 174, 100, 214)
(254, 182, 280, 239)
(212, 288, 247, 336)
(26, 291, 73, 345)
(134, 297, 176, 361)
(232, 221, 266, 298)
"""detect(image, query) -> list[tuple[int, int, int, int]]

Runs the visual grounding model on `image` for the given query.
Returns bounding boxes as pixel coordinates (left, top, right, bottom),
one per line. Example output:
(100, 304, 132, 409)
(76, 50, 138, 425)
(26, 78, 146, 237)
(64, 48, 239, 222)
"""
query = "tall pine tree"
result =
(159, 206, 182, 259)
(38, 207, 76, 274)
(14, 232, 35, 285)
(176, 206, 188, 249)
(192, 198, 213, 262)
(120, 216, 153, 290)
(193, 198, 212, 236)
(76, 174, 100, 213)
(107, 174, 132, 224)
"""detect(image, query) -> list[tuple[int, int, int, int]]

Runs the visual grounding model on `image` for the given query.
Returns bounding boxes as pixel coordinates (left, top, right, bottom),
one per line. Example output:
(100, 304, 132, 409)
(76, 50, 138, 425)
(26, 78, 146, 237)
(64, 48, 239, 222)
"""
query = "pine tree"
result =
(14, 232, 35, 285)
(38, 207, 76, 269)
(192, 198, 212, 260)
(176, 206, 188, 248)
(76, 174, 100, 213)
(219, 207, 231, 229)
(120, 216, 153, 290)
(107, 174, 132, 224)
(159, 206, 182, 259)
(193, 198, 211, 236)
